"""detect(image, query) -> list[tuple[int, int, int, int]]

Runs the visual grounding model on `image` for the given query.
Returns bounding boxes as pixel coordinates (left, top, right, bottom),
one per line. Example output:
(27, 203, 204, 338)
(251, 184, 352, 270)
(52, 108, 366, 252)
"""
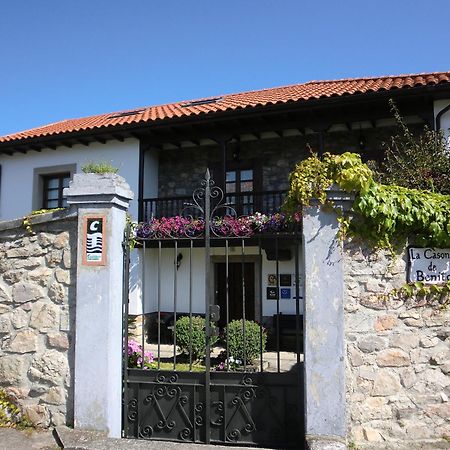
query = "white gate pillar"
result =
(65, 173, 133, 438)
(302, 188, 353, 449)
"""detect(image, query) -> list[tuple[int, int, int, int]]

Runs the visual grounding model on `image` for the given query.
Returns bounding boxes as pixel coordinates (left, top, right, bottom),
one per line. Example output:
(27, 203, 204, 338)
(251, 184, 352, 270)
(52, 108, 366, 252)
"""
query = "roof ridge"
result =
(304, 70, 450, 85)
(1, 70, 449, 143)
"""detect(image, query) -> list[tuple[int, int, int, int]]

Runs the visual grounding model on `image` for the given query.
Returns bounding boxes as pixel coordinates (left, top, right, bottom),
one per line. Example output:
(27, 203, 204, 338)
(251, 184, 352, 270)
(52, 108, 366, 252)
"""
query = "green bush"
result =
(81, 161, 119, 174)
(225, 319, 266, 364)
(175, 316, 218, 361)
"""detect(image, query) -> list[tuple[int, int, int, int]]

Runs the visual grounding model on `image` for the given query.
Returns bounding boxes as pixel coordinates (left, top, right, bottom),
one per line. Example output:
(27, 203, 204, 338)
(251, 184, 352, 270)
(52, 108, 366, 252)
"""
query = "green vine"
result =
(284, 152, 450, 250)
(22, 208, 64, 234)
(0, 389, 32, 429)
(126, 214, 138, 250)
(285, 152, 450, 306)
(376, 281, 450, 309)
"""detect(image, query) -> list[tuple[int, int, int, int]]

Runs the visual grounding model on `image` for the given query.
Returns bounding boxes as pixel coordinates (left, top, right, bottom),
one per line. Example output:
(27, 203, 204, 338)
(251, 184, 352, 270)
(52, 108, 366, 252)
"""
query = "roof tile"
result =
(1, 71, 449, 144)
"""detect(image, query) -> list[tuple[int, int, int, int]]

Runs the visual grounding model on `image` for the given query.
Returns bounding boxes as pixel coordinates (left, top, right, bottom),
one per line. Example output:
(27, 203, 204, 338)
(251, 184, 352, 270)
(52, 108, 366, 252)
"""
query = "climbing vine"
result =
(23, 208, 64, 234)
(0, 389, 32, 429)
(284, 152, 450, 305)
(284, 151, 450, 249)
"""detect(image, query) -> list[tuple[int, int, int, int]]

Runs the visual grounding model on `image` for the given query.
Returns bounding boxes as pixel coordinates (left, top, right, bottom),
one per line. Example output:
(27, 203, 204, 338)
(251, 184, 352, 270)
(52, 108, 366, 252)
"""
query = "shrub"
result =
(175, 316, 218, 361)
(81, 161, 119, 174)
(225, 319, 266, 364)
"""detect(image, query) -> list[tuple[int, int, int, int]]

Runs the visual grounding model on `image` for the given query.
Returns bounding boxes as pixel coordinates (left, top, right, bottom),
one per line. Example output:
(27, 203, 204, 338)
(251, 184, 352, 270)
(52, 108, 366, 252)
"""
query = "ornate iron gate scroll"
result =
(122, 170, 304, 448)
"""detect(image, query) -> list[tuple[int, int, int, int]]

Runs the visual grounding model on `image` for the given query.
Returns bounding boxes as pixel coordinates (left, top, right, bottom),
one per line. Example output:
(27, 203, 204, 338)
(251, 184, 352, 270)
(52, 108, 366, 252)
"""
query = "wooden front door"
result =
(215, 262, 255, 329)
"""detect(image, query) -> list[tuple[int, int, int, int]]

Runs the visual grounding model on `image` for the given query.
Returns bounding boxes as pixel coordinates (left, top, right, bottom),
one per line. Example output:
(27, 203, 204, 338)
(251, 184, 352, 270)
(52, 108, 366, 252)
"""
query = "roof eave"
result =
(1, 83, 449, 155)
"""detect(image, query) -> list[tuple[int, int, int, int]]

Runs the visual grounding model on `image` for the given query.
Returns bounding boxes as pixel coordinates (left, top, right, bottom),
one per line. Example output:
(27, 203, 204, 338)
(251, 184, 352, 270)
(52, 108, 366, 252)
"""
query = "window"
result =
(42, 173, 71, 209)
(226, 168, 254, 215)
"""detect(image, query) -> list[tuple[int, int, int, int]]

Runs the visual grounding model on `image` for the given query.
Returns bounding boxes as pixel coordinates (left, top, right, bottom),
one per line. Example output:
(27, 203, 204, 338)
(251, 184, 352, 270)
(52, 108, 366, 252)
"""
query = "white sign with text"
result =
(408, 247, 450, 284)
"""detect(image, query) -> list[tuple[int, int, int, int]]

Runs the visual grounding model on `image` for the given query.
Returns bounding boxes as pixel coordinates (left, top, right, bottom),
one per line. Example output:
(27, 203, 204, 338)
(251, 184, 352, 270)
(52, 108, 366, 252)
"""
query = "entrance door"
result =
(215, 262, 255, 329)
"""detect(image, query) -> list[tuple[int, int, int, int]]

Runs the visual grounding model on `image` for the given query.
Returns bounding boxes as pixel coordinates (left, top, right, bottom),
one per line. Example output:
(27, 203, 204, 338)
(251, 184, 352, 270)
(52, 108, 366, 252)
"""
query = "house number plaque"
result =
(82, 216, 107, 266)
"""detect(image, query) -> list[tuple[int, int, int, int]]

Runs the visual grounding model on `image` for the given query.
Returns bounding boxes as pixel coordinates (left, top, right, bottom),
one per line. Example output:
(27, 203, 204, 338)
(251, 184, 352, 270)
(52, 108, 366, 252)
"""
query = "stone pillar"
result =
(65, 173, 133, 438)
(302, 187, 353, 449)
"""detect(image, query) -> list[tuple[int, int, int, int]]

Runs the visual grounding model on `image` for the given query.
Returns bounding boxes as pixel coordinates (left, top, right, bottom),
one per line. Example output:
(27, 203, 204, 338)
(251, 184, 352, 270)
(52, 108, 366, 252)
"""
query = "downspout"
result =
(436, 103, 450, 131)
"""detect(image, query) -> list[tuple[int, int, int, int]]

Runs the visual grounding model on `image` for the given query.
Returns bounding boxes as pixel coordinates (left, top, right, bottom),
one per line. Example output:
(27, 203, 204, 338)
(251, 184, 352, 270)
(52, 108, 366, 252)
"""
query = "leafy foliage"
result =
(23, 208, 64, 234)
(0, 389, 32, 429)
(225, 319, 266, 364)
(81, 161, 119, 174)
(284, 152, 450, 249)
(175, 316, 218, 361)
(392, 281, 450, 308)
(284, 152, 373, 211)
(376, 100, 450, 194)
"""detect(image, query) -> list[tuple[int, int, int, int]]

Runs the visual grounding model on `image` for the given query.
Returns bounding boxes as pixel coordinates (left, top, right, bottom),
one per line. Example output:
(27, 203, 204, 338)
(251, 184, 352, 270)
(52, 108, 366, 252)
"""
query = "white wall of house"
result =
(0, 138, 142, 221)
(138, 244, 304, 320)
(434, 99, 450, 145)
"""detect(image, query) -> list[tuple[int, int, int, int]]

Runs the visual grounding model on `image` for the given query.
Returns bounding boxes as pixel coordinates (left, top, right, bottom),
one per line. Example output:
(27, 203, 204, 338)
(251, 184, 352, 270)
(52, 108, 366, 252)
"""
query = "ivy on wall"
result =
(284, 152, 450, 306)
(284, 151, 450, 249)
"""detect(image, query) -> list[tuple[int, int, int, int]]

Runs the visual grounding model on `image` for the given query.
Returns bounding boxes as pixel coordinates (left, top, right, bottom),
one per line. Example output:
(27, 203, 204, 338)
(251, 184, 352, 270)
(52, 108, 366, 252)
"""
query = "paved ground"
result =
(147, 344, 302, 372)
(0, 427, 281, 450)
(0, 427, 60, 450)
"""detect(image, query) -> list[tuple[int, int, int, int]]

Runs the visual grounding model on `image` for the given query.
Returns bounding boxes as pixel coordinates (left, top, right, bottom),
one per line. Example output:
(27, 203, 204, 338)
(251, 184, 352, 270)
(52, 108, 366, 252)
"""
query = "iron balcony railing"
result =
(141, 190, 287, 221)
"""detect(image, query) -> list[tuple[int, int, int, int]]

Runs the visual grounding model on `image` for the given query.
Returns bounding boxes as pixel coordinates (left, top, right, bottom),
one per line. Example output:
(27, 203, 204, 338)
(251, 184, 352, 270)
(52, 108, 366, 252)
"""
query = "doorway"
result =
(215, 262, 255, 329)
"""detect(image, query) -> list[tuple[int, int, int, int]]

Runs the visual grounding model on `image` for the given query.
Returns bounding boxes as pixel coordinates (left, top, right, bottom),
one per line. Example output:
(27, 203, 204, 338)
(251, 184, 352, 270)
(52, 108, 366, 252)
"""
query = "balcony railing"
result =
(141, 190, 287, 221)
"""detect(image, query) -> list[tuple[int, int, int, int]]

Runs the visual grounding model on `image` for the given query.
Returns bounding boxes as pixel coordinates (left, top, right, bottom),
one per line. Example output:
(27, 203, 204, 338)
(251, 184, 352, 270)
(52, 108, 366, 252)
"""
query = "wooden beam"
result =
(112, 134, 125, 142)
(77, 139, 90, 147)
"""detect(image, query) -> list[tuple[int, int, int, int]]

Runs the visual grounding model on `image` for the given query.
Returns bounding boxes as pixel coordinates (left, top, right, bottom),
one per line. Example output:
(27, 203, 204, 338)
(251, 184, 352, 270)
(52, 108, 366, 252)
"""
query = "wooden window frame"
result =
(42, 172, 71, 209)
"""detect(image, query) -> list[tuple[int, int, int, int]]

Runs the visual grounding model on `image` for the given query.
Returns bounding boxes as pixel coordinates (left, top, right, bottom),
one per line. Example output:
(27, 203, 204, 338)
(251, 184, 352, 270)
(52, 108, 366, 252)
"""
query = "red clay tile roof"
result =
(1, 71, 449, 144)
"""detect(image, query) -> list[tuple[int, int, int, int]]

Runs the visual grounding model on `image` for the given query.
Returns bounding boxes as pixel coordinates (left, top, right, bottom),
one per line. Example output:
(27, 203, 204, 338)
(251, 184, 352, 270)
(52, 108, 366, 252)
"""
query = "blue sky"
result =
(1, 0, 449, 136)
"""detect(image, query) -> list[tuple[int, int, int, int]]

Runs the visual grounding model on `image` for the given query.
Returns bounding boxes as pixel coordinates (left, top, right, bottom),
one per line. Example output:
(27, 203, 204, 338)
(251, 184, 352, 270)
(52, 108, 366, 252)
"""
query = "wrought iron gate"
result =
(122, 170, 304, 448)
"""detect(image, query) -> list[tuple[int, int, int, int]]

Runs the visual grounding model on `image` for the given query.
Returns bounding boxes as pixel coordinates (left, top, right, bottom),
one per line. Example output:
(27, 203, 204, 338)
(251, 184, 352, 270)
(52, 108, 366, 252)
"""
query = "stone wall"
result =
(344, 241, 450, 449)
(0, 210, 77, 427)
(157, 125, 422, 198)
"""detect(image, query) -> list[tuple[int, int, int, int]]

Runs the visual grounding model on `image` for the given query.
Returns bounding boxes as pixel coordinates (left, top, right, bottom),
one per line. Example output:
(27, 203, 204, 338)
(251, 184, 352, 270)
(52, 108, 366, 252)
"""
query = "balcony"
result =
(141, 190, 287, 222)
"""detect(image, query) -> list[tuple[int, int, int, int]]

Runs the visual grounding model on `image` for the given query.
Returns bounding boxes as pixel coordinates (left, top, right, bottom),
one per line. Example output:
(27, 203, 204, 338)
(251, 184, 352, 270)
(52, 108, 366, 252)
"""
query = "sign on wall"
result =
(83, 216, 107, 266)
(408, 247, 450, 284)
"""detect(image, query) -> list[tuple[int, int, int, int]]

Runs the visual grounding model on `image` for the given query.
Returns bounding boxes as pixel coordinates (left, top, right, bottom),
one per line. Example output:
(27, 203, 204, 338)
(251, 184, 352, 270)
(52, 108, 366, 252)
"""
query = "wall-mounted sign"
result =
(267, 274, 277, 286)
(280, 288, 291, 299)
(408, 247, 450, 284)
(83, 216, 107, 266)
(266, 287, 278, 300)
(280, 274, 292, 286)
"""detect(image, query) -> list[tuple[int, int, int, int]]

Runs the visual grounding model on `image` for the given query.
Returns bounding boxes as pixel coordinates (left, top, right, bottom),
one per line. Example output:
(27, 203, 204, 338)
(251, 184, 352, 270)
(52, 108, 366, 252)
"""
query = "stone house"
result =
(0, 71, 449, 324)
(0, 71, 449, 449)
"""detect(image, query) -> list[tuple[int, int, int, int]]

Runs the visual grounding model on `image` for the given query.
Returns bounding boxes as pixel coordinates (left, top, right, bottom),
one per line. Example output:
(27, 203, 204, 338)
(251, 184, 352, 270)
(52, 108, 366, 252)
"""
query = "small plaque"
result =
(266, 287, 278, 300)
(268, 274, 277, 286)
(280, 288, 291, 299)
(83, 216, 106, 266)
(408, 247, 450, 284)
(280, 274, 292, 286)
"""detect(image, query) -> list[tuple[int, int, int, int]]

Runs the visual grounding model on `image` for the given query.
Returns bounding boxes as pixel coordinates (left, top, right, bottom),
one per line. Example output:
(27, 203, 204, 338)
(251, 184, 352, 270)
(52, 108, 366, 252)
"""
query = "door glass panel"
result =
(240, 169, 253, 181)
(240, 181, 253, 192)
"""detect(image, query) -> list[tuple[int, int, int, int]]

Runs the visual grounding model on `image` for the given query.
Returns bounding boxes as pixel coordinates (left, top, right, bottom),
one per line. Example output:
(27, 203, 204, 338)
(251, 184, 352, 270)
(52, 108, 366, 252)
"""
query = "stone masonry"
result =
(344, 240, 450, 449)
(158, 125, 424, 197)
(0, 210, 76, 428)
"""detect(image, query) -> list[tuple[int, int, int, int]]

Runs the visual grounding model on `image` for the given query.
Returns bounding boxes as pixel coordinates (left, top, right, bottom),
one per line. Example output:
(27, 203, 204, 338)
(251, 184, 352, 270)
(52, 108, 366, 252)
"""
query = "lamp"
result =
(176, 253, 183, 269)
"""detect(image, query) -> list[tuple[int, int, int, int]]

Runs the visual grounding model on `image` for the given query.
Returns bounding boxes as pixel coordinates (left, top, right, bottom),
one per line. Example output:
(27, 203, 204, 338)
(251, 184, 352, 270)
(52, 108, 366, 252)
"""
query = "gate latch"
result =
(209, 305, 220, 323)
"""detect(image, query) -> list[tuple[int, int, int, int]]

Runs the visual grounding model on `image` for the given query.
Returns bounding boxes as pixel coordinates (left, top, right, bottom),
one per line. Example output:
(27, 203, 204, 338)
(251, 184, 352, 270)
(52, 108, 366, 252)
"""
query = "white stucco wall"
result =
(138, 244, 304, 320)
(0, 138, 142, 221)
(434, 99, 450, 144)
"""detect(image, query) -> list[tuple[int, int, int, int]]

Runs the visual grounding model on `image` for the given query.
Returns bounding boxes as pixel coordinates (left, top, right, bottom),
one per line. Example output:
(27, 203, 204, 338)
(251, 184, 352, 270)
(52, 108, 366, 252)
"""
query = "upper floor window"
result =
(226, 168, 254, 215)
(42, 173, 71, 209)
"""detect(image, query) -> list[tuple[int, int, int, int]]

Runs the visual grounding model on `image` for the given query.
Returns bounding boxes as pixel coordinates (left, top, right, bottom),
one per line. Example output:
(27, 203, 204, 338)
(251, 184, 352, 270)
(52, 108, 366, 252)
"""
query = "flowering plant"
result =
(127, 339, 154, 369)
(136, 212, 301, 239)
